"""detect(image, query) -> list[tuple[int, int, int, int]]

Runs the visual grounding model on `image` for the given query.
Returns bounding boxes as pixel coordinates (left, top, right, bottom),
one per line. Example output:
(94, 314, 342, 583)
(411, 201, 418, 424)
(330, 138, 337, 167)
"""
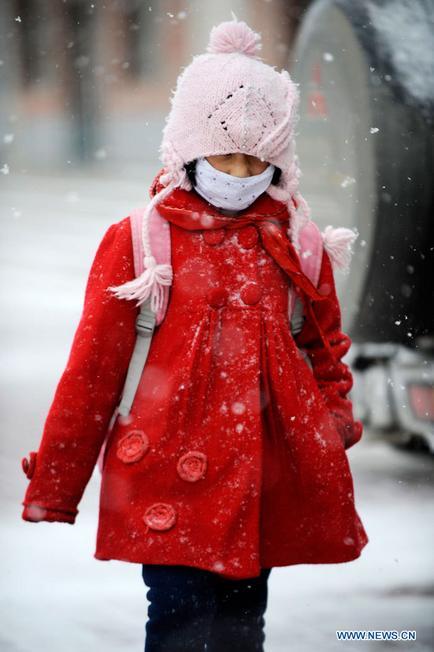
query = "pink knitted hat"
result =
(109, 15, 358, 311)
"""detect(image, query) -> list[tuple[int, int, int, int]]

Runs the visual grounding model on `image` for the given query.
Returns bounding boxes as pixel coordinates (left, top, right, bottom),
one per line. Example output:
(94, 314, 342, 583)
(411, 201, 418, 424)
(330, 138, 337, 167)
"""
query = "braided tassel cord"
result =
(108, 255, 173, 310)
(322, 225, 359, 274)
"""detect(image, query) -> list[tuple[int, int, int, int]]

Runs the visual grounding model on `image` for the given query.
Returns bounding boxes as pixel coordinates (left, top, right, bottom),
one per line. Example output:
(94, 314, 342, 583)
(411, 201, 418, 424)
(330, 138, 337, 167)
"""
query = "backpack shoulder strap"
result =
(289, 219, 324, 335)
(298, 220, 324, 287)
(114, 207, 163, 419)
(116, 205, 172, 417)
(97, 209, 158, 472)
(130, 205, 171, 324)
(117, 299, 156, 417)
(129, 207, 145, 277)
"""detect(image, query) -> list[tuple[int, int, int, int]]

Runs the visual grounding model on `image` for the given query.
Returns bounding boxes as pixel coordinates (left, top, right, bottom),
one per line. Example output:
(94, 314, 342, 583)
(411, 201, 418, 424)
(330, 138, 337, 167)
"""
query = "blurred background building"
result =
(0, 0, 310, 174)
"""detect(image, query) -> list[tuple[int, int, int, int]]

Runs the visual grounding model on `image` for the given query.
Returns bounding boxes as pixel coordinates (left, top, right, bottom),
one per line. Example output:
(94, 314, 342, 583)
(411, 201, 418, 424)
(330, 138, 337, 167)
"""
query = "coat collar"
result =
(149, 167, 290, 222)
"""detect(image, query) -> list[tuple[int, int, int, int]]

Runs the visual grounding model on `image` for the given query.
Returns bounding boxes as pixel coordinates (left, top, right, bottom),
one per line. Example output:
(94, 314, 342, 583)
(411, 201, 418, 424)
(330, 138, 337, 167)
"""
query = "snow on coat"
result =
(20, 172, 368, 579)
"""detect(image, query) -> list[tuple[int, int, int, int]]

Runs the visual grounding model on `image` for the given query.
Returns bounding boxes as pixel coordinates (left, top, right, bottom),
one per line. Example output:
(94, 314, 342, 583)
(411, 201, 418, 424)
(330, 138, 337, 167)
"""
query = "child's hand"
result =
(294, 247, 363, 450)
(328, 411, 364, 451)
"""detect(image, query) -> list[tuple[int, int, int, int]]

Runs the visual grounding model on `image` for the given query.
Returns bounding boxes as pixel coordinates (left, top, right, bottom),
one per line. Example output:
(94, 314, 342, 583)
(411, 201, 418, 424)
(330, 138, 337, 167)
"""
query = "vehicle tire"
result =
(290, 0, 434, 343)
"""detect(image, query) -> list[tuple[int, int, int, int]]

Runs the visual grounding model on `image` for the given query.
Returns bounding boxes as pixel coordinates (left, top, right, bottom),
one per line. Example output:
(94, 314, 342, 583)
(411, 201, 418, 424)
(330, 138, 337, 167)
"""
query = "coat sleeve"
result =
(294, 246, 363, 450)
(21, 217, 139, 524)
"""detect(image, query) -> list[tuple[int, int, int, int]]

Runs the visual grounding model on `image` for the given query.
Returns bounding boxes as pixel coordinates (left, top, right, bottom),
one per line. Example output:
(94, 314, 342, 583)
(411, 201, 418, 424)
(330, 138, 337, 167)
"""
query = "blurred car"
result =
(291, 0, 434, 451)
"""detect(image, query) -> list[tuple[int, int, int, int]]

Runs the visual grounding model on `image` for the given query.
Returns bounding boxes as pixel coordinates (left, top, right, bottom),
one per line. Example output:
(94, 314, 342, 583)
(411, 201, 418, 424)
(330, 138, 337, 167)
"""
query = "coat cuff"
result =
(21, 502, 77, 524)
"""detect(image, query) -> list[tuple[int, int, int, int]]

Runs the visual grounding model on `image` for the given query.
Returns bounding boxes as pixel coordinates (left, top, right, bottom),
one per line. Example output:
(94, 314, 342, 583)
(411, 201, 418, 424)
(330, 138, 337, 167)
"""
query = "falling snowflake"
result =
(313, 430, 327, 449)
(341, 176, 356, 188)
(212, 561, 225, 572)
(65, 191, 79, 203)
(231, 401, 246, 415)
(94, 148, 107, 160)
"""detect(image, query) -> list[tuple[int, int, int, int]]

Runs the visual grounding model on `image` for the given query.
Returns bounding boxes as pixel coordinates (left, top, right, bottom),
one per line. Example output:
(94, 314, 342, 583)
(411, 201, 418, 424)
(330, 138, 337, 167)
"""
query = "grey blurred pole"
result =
(64, 0, 98, 164)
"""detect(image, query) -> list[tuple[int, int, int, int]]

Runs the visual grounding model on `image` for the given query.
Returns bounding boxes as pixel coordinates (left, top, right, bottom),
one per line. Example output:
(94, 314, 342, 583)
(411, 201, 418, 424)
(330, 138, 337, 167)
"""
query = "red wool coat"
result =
(21, 172, 369, 579)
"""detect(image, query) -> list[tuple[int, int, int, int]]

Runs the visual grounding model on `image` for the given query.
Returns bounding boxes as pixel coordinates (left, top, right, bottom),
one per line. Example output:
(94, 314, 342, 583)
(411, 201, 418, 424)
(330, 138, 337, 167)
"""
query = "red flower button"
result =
(143, 503, 177, 531)
(237, 226, 258, 249)
(177, 451, 207, 482)
(116, 430, 149, 464)
(207, 287, 228, 308)
(21, 451, 37, 479)
(203, 229, 225, 246)
(240, 282, 262, 305)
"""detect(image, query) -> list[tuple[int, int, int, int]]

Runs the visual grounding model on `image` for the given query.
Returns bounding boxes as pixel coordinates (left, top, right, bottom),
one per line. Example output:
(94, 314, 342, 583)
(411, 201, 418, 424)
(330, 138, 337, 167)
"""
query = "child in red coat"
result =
(21, 17, 368, 652)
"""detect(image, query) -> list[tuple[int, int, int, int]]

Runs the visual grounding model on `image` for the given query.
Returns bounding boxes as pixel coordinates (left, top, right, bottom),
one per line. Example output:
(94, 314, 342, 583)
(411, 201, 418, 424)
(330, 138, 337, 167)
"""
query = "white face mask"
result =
(193, 156, 275, 211)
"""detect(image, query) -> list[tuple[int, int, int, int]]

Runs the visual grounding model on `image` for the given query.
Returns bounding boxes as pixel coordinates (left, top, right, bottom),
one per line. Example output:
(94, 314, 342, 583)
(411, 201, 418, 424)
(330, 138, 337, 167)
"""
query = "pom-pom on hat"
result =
(109, 13, 356, 312)
(206, 17, 262, 56)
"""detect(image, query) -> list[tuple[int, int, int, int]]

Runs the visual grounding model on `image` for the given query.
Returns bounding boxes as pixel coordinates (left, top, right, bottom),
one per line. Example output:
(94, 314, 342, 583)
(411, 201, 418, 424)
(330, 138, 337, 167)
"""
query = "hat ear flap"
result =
(160, 139, 193, 191)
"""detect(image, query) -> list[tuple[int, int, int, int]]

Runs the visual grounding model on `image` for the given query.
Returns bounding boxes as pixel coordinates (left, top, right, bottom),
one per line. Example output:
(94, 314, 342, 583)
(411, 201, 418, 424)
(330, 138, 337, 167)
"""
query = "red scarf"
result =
(156, 189, 329, 305)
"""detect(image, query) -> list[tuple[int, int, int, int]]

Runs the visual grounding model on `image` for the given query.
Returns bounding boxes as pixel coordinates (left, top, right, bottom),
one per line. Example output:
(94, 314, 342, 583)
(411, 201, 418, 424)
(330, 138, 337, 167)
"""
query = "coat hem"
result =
(94, 539, 368, 579)
(260, 544, 368, 569)
(93, 549, 264, 580)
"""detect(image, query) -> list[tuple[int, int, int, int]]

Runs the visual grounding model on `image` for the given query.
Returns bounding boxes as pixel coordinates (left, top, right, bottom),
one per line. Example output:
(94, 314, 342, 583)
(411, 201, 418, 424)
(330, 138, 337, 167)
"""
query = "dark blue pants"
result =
(142, 564, 272, 652)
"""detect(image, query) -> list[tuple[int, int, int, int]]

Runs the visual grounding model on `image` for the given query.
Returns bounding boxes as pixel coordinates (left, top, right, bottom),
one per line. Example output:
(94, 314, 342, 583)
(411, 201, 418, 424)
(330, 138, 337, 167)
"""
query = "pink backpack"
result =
(96, 206, 324, 473)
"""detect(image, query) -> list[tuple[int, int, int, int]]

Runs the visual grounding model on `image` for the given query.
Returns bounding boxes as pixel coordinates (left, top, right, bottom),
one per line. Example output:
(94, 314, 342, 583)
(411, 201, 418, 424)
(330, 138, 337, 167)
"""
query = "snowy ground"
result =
(1, 168, 433, 652)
